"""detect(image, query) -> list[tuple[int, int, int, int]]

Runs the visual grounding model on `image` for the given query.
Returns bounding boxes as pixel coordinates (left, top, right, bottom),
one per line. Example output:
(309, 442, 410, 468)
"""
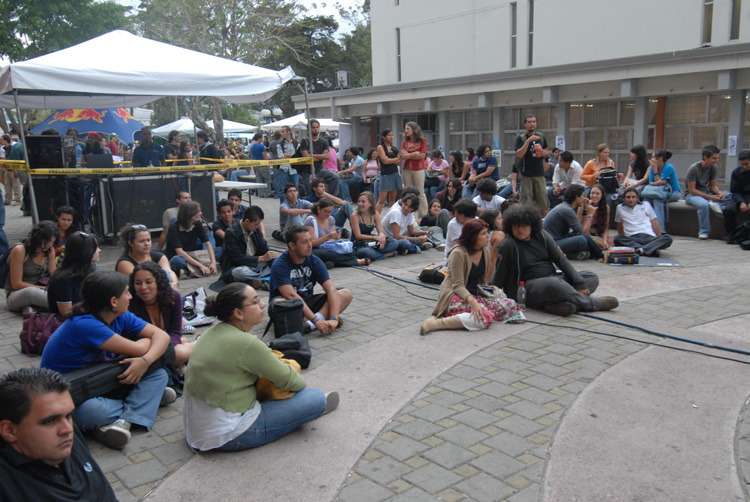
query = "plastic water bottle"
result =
(517, 281, 527, 311)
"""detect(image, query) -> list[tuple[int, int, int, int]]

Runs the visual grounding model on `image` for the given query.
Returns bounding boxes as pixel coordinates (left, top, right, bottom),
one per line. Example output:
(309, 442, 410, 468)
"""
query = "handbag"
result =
(256, 350, 302, 401)
(475, 284, 506, 299)
(19, 312, 65, 356)
(264, 298, 304, 338)
(418, 263, 447, 284)
(185, 249, 212, 277)
(268, 332, 312, 369)
(320, 239, 354, 254)
(63, 343, 177, 406)
(641, 184, 671, 200)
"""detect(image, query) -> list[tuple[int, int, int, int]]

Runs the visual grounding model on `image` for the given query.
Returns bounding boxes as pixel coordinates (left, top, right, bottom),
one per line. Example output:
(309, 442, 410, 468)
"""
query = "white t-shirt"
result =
(183, 395, 261, 451)
(615, 201, 657, 237)
(473, 195, 506, 212)
(444, 217, 463, 262)
(381, 205, 415, 239)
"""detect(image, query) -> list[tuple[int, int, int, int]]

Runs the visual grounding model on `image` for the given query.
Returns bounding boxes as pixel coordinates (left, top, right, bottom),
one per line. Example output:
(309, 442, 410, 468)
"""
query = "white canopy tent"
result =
(0, 30, 295, 108)
(264, 113, 347, 132)
(151, 117, 257, 137)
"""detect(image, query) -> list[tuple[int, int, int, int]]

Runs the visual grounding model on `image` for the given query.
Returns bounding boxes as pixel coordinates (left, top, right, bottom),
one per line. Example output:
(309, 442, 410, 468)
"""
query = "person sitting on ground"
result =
(305, 176, 354, 237)
(351, 191, 399, 261)
(277, 183, 313, 236)
(426, 149, 449, 201)
(463, 145, 499, 199)
(158, 190, 191, 249)
(116, 223, 179, 290)
(212, 199, 234, 252)
(182, 282, 338, 452)
(582, 184, 611, 250)
(54, 205, 80, 258)
(614, 187, 673, 257)
(416, 199, 447, 250)
(547, 150, 584, 209)
(270, 225, 353, 335)
(493, 204, 618, 317)
(6, 221, 58, 313)
(434, 177, 463, 234)
(420, 219, 521, 335)
(220, 206, 278, 286)
(165, 201, 217, 279)
(47, 232, 100, 315)
(305, 198, 369, 268)
(478, 208, 506, 279)
(472, 178, 505, 215)
(227, 188, 248, 221)
(542, 184, 605, 261)
(724, 150, 750, 237)
(444, 198, 479, 261)
(381, 193, 432, 254)
(0, 368, 117, 501)
(421, 199, 443, 228)
(129, 261, 194, 368)
(41, 271, 174, 449)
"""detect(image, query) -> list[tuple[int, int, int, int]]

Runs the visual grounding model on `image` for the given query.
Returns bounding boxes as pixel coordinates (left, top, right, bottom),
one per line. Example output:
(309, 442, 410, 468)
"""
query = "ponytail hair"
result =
(310, 197, 334, 216)
(70, 271, 129, 318)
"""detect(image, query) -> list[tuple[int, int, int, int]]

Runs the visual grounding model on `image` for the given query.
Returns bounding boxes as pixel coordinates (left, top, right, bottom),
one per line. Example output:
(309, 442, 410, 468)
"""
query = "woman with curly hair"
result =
(400, 122, 429, 218)
(5, 221, 59, 312)
(128, 261, 193, 367)
(420, 219, 521, 335)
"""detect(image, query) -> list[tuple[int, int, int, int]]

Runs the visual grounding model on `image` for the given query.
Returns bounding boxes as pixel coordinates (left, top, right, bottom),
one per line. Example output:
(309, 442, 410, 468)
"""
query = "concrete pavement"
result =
(2, 190, 750, 502)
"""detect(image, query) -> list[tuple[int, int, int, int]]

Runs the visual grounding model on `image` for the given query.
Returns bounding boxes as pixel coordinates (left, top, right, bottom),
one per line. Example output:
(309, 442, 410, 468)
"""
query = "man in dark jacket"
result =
(493, 204, 617, 317)
(220, 206, 278, 286)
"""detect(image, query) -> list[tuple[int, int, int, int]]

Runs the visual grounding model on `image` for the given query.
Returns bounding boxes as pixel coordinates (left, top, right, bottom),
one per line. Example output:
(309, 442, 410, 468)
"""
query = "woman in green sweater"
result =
(183, 282, 338, 451)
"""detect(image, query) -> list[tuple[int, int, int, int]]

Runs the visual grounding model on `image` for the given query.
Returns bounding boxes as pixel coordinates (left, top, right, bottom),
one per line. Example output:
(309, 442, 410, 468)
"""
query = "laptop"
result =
(85, 154, 114, 169)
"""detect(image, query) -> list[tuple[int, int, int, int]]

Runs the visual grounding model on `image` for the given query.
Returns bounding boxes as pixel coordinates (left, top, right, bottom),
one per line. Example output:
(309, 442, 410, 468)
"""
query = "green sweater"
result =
(184, 322, 306, 414)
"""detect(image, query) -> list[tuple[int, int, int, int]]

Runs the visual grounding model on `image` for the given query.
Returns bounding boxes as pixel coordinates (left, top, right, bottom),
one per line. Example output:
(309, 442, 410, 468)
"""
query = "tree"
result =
(337, 0, 372, 89)
(0, 0, 130, 62)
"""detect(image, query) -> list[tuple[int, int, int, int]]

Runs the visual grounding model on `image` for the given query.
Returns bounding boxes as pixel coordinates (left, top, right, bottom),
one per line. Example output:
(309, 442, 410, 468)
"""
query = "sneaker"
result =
(397, 248, 409, 255)
(340, 228, 351, 240)
(698, 233, 709, 240)
(336, 316, 343, 328)
(324, 261, 335, 270)
(571, 251, 590, 261)
(322, 391, 339, 415)
(182, 322, 196, 334)
(160, 387, 177, 406)
(635, 247, 645, 256)
(436, 243, 445, 251)
(543, 302, 577, 317)
(708, 201, 724, 215)
(92, 419, 131, 449)
(421, 242, 433, 250)
(597, 296, 619, 311)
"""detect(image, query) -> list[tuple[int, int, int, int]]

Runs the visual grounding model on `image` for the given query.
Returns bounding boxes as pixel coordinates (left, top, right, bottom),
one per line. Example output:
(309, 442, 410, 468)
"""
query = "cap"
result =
(87, 132, 99, 139)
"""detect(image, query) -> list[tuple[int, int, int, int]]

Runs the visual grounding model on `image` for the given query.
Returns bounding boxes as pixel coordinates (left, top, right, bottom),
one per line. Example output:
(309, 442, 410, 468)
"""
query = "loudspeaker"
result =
(24, 135, 76, 170)
(30, 176, 70, 222)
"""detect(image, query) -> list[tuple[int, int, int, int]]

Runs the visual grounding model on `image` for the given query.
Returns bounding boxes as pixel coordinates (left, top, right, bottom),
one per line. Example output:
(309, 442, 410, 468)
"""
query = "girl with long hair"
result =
(375, 129, 402, 214)
(579, 184, 611, 250)
(351, 191, 399, 261)
(400, 121, 428, 218)
(116, 223, 179, 289)
(5, 221, 59, 312)
(47, 231, 100, 315)
(304, 198, 369, 268)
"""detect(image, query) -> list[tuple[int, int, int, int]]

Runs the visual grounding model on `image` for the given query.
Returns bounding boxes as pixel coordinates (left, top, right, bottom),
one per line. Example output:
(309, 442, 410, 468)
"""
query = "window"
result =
(510, 3, 517, 68)
(702, 0, 713, 44)
(396, 28, 402, 82)
(528, 0, 534, 66)
(731, 0, 742, 40)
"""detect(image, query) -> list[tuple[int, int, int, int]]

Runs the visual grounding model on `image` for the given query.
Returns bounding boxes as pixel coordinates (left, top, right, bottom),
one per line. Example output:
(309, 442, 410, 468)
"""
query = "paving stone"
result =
(150, 441, 194, 466)
(508, 483, 541, 502)
(474, 381, 516, 398)
(484, 368, 524, 385)
(403, 463, 463, 494)
(389, 487, 437, 501)
(395, 418, 445, 441)
(410, 404, 457, 422)
(421, 441, 478, 470)
(449, 365, 488, 380)
(424, 389, 469, 408)
(512, 386, 557, 404)
(504, 400, 552, 421)
(93, 450, 132, 473)
(495, 415, 545, 437)
(451, 408, 498, 429)
(436, 423, 489, 448)
(520, 374, 561, 391)
(375, 436, 430, 462)
(356, 456, 412, 485)
(462, 394, 509, 414)
(438, 377, 479, 393)
(483, 431, 537, 457)
(115, 459, 169, 489)
(454, 472, 517, 502)
(338, 479, 394, 502)
(470, 450, 526, 479)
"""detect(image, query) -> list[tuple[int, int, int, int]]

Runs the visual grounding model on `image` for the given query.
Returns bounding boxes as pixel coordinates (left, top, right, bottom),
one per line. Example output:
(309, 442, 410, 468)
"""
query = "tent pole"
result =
(12, 90, 39, 223)
(303, 78, 312, 151)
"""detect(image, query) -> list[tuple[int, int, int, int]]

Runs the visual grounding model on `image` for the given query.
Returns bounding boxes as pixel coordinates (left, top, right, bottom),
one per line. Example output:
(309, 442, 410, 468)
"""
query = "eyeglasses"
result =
(240, 296, 263, 309)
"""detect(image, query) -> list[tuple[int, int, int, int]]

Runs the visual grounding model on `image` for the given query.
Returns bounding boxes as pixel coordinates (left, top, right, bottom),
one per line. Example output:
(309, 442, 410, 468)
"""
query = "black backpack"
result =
(727, 221, 750, 245)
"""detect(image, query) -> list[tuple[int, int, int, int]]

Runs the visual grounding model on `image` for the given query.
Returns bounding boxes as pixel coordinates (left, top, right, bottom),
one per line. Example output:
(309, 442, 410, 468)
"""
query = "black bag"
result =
(419, 263, 447, 284)
(63, 343, 176, 406)
(727, 221, 750, 245)
(740, 240, 750, 250)
(268, 332, 312, 369)
(598, 168, 620, 194)
(264, 298, 305, 338)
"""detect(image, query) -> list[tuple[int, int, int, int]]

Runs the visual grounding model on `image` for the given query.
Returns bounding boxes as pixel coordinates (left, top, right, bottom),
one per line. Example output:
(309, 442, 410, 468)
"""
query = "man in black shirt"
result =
(515, 114, 550, 214)
(0, 368, 116, 501)
(196, 131, 222, 164)
(300, 119, 340, 198)
(164, 130, 181, 163)
(220, 205, 278, 286)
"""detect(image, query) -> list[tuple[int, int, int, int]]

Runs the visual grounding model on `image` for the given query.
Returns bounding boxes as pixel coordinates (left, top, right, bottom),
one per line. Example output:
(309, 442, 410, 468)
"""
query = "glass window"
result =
(465, 110, 490, 131)
(648, 99, 658, 125)
(510, 3, 517, 68)
(521, 107, 549, 129)
(482, 133, 494, 147)
(466, 134, 480, 149)
(665, 96, 706, 124)
(731, 0, 742, 40)
(608, 129, 630, 151)
(449, 112, 463, 133)
(505, 133, 517, 150)
(584, 130, 605, 151)
(396, 28, 402, 82)
(708, 95, 730, 123)
(449, 135, 463, 151)
(620, 101, 635, 126)
(703, 0, 713, 44)
(527, 0, 534, 66)
(569, 104, 584, 127)
(692, 126, 720, 149)
(648, 128, 655, 150)
(584, 102, 617, 127)
(504, 108, 519, 130)
(567, 130, 581, 151)
(665, 126, 690, 150)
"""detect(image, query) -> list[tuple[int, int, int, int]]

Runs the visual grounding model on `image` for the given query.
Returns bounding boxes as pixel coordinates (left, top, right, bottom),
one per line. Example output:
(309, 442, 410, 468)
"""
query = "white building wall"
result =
(372, 0, 750, 85)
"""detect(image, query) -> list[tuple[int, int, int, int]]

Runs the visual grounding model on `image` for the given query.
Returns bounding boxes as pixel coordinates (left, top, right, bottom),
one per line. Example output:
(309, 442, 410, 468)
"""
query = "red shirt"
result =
(401, 139, 427, 171)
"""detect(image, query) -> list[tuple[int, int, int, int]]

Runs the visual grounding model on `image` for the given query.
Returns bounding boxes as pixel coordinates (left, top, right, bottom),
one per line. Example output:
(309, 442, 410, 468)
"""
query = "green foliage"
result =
(0, 0, 130, 62)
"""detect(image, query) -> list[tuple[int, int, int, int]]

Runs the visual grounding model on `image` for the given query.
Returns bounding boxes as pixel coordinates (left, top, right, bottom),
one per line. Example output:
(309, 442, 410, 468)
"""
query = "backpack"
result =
(598, 168, 620, 194)
(607, 246, 639, 264)
(419, 263, 447, 284)
(0, 245, 15, 288)
(726, 221, 750, 245)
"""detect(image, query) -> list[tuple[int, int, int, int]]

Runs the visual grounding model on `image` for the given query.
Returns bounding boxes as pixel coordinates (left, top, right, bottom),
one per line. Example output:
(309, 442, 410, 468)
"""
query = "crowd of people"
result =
(3, 116, 750, 500)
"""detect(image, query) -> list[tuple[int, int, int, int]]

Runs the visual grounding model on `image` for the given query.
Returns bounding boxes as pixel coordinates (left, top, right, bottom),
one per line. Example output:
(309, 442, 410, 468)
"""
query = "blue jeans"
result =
(355, 238, 399, 261)
(394, 238, 421, 254)
(428, 181, 446, 201)
(499, 183, 518, 200)
(547, 186, 563, 209)
(230, 169, 249, 181)
(276, 169, 300, 199)
(643, 191, 681, 232)
(334, 202, 353, 229)
(340, 176, 364, 202)
(74, 367, 169, 431)
(215, 387, 326, 451)
(685, 194, 712, 235)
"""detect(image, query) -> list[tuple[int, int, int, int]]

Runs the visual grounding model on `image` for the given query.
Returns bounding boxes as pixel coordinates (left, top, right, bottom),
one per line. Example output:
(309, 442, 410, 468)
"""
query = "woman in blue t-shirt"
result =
(641, 149, 682, 231)
(41, 271, 173, 450)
